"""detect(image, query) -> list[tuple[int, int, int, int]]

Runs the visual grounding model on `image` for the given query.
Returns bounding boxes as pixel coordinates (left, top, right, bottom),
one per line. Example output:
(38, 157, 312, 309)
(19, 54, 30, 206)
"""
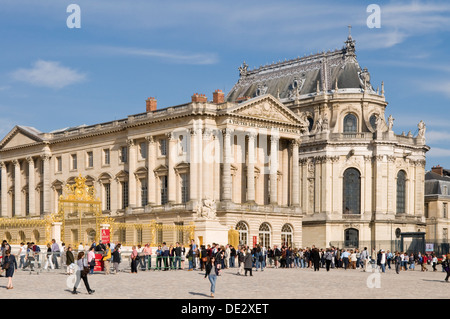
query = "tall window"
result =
(236, 221, 248, 246)
(25, 191, 29, 215)
(104, 149, 110, 165)
(160, 175, 168, 205)
(71, 154, 77, 170)
(120, 146, 128, 163)
(343, 114, 357, 133)
(140, 142, 147, 159)
(396, 170, 406, 214)
(156, 222, 163, 244)
(87, 151, 94, 168)
(259, 223, 271, 248)
(56, 157, 62, 172)
(444, 203, 448, 219)
(344, 228, 359, 248)
(281, 224, 293, 247)
(122, 181, 129, 209)
(104, 183, 111, 211)
(159, 139, 167, 156)
(175, 222, 184, 243)
(141, 179, 148, 207)
(369, 114, 378, 131)
(181, 173, 189, 204)
(343, 168, 361, 214)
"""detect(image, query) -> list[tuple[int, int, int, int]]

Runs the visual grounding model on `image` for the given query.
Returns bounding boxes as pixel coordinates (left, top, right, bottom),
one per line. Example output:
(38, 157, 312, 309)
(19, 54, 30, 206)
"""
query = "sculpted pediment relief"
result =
(228, 95, 307, 128)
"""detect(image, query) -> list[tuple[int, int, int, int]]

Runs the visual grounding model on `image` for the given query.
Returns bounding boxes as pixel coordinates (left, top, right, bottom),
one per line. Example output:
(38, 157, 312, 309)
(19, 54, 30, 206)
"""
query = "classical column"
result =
(247, 131, 256, 203)
(146, 136, 156, 205)
(222, 128, 233, 202)
(127, 138, 137, 207)
(167, 132, 177, 203)
(41, 154, 51, 214)
(27, 157, 36, 216)
(291, 139, 300, 206)
(0, 162, 7, 217)
(202, 128, 212, 200)
(13, 159, 22, 217)
(269, 134, 279, 204)
(189, 128, 199, 203)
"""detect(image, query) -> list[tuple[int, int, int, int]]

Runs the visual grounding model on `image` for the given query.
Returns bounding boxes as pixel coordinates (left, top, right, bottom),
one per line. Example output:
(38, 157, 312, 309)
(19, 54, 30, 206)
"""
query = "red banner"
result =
(94, 253, 104, 271)
(253, 236, 257, 248)
(101, 229, 110, 244)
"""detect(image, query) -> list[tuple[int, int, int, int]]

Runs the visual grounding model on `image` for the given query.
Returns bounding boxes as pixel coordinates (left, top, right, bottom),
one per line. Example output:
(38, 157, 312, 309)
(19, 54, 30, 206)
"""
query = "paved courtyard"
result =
(1, 263, 448, 299)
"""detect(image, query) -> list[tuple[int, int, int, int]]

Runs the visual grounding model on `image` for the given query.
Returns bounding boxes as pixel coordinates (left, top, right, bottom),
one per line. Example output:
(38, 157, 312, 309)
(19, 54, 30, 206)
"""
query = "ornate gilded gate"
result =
(57, 174, 107, 247)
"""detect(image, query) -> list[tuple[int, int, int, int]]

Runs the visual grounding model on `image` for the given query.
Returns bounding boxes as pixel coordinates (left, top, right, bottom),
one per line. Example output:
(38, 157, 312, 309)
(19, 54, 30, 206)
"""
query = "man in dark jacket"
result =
(310, 247, 320, 271)
(244, 250, 253, 276)
(230, 246, 236, 268)
(66, 246, 75, 275)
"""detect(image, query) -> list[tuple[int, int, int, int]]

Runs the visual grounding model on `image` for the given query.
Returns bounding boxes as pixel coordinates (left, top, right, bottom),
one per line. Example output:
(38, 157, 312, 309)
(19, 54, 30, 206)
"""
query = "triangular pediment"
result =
(0, 126, 43, 149)
(226, 94, 307, 127)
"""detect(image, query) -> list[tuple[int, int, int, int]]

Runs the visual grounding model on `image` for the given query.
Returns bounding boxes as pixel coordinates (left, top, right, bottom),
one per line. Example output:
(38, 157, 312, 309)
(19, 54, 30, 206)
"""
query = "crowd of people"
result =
(2, 239, 450, 292)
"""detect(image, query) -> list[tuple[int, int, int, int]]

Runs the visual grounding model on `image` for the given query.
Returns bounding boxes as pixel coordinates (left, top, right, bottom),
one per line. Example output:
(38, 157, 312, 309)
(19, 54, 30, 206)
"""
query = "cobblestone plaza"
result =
(2, 263, 448, 299)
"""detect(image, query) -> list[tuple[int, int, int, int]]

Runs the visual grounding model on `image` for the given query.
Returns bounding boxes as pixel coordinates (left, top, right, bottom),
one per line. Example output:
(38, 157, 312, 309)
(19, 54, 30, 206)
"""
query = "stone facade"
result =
(0, 34, 431, 251)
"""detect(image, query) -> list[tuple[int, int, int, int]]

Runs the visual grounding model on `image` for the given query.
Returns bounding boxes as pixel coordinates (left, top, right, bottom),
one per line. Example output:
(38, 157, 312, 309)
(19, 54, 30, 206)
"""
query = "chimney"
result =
(191, 93, 207, 103)
(432, 165, 444, 176)
(213, 89, 225, 104)
(146, 97, 157, 112)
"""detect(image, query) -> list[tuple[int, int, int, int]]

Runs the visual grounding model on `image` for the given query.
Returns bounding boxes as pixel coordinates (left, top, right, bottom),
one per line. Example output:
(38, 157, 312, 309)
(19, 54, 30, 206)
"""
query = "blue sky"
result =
(0, 0, 449, 170)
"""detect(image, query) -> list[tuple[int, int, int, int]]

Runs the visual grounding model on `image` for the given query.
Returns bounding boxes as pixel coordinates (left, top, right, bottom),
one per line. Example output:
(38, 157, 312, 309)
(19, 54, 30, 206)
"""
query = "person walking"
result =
(394, 251, 401, 274)
(325, 249, 333, 271)
(204, 256, 219, 298)
(244, 249, 253, 276)
(51, 239, 60, 269)
(130, 246, 138, 274)
(87, 247, 96, 274)
(66, 246, 75, 275)
(311, 247, 320, 271)
(72, 252, 94, 295)
(2, 249, 17, 289)
(443, 254, 450, 282)
(102, 243, 111, 275)
(112, 245, 121, 274)
(44, 243, 54, 271)
(17, 242, 26, 269)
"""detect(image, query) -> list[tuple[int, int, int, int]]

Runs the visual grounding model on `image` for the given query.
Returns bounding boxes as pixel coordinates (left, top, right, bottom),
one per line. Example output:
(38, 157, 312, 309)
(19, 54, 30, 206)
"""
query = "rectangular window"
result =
(156, 222, 163, 244)
(87, 151, 94, 168)
(159, 139, 167, 156)
(141, 179, 148, 207)
(121, 146, 128, 163)
(160, 175, 168, 205)
(40, 190, 44, 214)
(140, 142, 147, 159)
(56, 157, 62, 172)
(122, 181, 129, 209)
(25, 191, 29, 215)
(181, 173, 189, 204)
(71, 154, 77, 170)
(104, 183, 111, 211)
(425, 203, 429, 218)
(104, 149, 110, 165)
(444, 203, 448, 219)
(175, 222, 184, 243)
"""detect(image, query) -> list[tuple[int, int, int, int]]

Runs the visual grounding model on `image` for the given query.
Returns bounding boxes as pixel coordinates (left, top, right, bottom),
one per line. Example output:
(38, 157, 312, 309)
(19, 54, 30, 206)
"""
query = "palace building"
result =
(0, 33, 430, 251)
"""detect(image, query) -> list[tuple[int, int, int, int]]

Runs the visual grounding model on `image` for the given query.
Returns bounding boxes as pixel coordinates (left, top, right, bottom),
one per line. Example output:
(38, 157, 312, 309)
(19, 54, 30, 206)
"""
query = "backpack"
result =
(34, 245, 41, 253)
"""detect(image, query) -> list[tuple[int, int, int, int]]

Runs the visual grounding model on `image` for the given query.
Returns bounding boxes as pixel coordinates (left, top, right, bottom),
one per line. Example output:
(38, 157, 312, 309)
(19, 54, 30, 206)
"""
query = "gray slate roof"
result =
(226, 35, 374, 103)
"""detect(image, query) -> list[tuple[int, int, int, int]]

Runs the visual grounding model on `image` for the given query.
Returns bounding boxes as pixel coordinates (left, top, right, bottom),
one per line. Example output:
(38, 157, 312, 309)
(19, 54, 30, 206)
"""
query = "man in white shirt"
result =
(379, 249, 386, 273)
(18, 242, 27, 269)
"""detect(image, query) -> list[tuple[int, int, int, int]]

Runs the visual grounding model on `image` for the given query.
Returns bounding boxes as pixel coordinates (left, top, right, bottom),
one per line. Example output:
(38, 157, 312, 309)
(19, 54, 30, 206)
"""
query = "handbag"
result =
(89, 259, 96, 267)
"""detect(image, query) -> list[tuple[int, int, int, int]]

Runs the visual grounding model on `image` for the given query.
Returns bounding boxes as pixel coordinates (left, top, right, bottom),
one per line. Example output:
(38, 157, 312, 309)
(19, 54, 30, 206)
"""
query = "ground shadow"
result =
(422, 279, 448, 283)
(189, 291, 211, 298)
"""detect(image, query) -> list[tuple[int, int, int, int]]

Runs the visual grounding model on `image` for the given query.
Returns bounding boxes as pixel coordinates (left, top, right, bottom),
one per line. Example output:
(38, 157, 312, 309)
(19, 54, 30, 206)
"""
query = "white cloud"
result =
(427, 147, 450, 158)
(11, 60, 86, 89)
(101, 46, 219, 65)
(426, 130, 450, 144)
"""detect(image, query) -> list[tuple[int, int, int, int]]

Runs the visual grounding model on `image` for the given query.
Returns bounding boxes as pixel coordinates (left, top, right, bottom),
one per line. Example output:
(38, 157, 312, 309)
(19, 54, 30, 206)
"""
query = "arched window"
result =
(281, 224, 293, 247)
(343, 168, 361, 214)
(259, 223, 271, 248)
(236, 221, 248, 246)
(397, 170, 406, 214)
(343, 114, 357, 133)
